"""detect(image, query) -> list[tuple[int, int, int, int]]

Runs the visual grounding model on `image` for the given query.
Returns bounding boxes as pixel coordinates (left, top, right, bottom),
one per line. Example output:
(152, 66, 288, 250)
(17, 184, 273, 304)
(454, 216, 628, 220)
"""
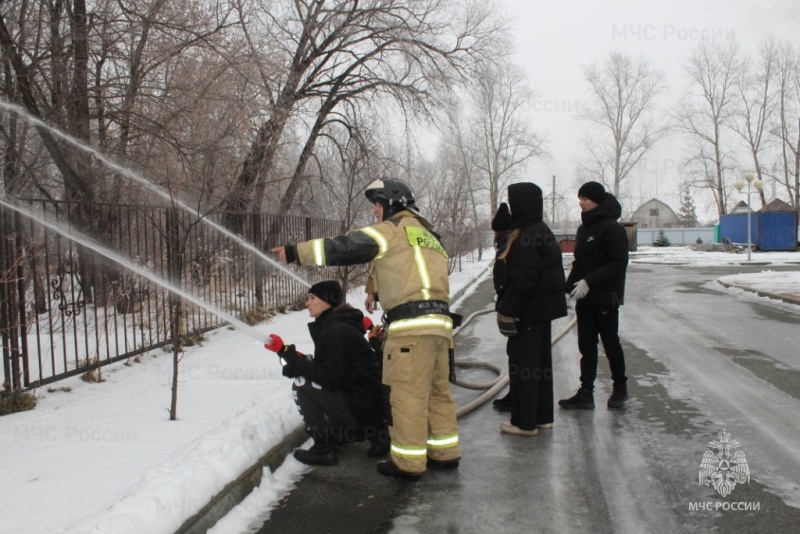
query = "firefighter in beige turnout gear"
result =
(272, 178, 461, 479)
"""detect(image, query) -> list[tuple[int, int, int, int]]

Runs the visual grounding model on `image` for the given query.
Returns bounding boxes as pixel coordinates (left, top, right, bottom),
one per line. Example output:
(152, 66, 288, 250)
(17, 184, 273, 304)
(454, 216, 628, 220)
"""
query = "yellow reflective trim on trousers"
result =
(311, 238, 326, 266)
(359, 227, 389, 259)
(391, 443, 427, 458)
(413, 246, 432, 300)
(427, 434, 459, 449)
(386, 314, 453, 333)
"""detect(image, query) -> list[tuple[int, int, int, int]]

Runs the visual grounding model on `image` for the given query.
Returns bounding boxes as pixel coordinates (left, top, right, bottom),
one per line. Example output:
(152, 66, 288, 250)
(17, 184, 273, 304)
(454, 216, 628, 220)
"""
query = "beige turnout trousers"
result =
(382, 334, 461, 474)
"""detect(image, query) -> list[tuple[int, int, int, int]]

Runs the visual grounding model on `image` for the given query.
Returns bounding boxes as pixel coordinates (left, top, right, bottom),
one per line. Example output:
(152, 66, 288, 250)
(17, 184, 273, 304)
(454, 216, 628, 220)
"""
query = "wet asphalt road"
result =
(256, 263, 800, 534)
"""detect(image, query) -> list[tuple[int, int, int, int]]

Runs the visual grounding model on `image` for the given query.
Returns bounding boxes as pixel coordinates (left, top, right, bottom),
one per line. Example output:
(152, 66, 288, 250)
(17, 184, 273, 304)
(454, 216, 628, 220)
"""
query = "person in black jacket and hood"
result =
(490, 202, 514, 412)
(559, 181, 630, 410)
(495, 183, 568, 436)
(277, 280, 389, 466)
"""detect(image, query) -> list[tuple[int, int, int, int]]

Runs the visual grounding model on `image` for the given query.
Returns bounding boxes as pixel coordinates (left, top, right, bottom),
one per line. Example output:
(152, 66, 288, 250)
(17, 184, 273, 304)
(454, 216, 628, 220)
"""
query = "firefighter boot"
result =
(377, 459, 422, 480)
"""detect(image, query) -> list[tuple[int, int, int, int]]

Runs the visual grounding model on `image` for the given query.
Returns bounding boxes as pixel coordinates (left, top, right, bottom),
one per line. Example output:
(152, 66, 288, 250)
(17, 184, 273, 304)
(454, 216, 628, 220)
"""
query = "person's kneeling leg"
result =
(291, 380, 338, 466)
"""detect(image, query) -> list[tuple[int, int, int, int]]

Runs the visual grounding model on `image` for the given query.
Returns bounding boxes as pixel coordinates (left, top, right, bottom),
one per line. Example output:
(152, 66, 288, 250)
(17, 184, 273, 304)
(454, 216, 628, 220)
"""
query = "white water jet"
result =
(0, 197, 269, 344)
(0, 99, 310, 288)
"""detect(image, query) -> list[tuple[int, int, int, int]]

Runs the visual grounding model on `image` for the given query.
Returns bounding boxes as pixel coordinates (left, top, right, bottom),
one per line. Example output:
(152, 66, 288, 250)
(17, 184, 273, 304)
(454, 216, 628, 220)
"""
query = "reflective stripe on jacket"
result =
(294, 210, 452, 339)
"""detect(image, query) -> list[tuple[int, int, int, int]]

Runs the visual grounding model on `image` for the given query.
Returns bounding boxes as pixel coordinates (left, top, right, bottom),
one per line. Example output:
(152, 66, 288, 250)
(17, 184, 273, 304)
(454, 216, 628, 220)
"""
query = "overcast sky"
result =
(503, 0, 800, 222)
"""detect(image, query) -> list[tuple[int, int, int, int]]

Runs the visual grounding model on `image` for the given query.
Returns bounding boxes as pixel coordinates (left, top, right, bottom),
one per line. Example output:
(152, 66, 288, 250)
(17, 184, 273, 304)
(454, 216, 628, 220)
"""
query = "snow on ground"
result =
(631, 245, 800, 297)
(630, 245, 800, 267)
(0, 254, 493, 534)
(0, 246, 797, 534)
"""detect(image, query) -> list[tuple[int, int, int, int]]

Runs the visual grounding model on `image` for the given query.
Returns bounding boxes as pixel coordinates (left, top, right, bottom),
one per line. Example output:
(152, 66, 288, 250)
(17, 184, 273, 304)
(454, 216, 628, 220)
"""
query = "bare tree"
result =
(0, 4, 94, 205)
(770, 39, 800, 208)
(0, 0, 237, 204)
(677, 39, 744, 215)
(470, 61, 546, 215)
(419, 154, 477, 272)
(220, 0, 505, 232)
(296, 107, 387, 292)
(733, 37, 780, 208)
(436, 96, 487, 259)
(579, 51, 668, 198)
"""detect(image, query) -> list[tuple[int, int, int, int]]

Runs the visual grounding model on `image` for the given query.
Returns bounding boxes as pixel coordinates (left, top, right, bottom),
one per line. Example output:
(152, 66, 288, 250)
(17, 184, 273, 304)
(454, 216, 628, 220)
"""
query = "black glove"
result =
(497, 313, 519, 337)
(279, 344, 299, 377)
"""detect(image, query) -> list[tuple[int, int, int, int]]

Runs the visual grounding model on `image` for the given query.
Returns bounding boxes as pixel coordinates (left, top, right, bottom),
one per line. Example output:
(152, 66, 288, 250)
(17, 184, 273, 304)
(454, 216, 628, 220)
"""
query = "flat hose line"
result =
(451, 306, 577, 418)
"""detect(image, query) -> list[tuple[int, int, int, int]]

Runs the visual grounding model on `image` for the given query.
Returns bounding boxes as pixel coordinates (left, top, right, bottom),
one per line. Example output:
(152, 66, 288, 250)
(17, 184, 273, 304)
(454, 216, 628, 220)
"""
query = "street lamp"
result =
(733, 172, 764, 261)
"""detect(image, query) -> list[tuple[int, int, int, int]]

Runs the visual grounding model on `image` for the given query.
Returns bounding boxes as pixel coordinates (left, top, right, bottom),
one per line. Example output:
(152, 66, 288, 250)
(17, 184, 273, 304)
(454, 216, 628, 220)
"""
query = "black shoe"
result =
(607, 386, 629, 408)
(427, 457, 460, 470)
(492, 393, 512, 412)
(376, 459, 421, 480)
(367, 428, 390, 458)
(293, 443, 338, 466)
(492, 399, 512, 412)
(558, 387, 595, 410)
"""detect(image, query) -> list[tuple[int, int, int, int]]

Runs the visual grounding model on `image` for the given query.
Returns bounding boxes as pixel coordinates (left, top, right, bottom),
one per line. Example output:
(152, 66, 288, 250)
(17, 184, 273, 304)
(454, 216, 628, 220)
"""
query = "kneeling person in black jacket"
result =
(271, 280, 389, 466)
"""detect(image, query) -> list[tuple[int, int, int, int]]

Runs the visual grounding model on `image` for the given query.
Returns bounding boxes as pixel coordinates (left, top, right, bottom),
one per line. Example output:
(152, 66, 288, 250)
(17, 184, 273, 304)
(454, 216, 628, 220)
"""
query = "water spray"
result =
(0, 99, 310, 288)
(0, 197, 269, 344)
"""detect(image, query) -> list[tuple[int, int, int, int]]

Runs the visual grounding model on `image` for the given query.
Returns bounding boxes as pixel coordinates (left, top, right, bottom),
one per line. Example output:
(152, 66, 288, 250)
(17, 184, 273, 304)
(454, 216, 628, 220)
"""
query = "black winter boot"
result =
(558, 387, 595, 410)
(293, 442, 338, 466)
(367, 426, 391, 458)
(607, 385, 629, 408)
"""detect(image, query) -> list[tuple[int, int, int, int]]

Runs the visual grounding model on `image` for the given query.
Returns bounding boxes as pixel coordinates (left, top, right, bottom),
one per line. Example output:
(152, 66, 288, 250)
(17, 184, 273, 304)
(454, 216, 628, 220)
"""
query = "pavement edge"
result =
(717, 280, 800, 306)
(174, 425, 308, 534)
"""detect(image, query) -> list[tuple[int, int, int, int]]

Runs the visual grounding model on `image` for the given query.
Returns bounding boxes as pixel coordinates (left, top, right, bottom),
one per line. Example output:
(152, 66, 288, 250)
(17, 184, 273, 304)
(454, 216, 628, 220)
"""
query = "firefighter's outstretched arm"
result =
(272, 227, 384, 267)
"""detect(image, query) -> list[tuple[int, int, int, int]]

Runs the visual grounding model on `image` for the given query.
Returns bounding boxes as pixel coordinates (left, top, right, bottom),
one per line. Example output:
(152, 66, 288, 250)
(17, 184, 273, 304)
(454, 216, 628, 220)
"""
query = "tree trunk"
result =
(795, 119, 800, 209)
(0, 15, 92, 201)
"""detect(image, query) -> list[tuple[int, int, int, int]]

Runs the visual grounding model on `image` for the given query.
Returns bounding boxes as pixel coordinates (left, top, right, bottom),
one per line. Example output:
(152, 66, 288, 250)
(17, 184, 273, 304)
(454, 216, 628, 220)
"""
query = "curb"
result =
(175, 425, 308, 534)
(174, 263, 493, 533)
(717, 280, 800, 306)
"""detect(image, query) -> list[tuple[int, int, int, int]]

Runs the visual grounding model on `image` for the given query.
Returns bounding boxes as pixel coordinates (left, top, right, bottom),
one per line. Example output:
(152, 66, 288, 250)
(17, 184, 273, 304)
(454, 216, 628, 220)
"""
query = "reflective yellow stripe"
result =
(386, 314, 453, 333)
(413, 246, 432, 300)
(427, 433, 459, 449)
(391, 443, 427, 458)
(359, 227, 389, 259)
(311, 238, 326, 266)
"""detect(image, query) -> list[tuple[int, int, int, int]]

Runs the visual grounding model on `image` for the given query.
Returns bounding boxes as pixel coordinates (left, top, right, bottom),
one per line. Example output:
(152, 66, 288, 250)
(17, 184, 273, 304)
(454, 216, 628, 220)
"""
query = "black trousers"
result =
(506, 321, 554, 431)
(575, 300, 627, 390)
(292, 378, 360, 445)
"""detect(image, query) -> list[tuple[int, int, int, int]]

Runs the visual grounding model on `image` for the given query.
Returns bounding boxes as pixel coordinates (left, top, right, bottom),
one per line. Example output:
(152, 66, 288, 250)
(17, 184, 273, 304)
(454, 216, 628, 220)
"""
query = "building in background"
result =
(628, 199, 679, 228)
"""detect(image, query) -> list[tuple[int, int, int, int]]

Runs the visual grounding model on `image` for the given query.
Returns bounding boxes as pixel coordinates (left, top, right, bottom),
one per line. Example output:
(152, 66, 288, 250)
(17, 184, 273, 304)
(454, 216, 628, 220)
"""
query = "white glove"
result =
(570, 279, 590, 300)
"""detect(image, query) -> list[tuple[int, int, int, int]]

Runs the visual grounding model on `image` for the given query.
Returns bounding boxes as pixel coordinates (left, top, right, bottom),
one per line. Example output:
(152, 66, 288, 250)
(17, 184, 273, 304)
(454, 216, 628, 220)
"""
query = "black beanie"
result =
(308, 280, 343, 307)
(578, 181, 607, 204)
(491, 203, 512, 231)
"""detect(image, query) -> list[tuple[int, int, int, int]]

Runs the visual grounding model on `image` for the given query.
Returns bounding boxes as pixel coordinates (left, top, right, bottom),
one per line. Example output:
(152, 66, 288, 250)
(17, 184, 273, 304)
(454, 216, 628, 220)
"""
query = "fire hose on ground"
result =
(451, 305, 578, 418)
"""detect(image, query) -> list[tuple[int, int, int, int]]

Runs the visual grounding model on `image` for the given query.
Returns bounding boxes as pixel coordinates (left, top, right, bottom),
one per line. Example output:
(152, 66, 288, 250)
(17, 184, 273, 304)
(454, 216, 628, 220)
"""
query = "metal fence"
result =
(0, 200, 346, 393)
(637, 227, 715, 246)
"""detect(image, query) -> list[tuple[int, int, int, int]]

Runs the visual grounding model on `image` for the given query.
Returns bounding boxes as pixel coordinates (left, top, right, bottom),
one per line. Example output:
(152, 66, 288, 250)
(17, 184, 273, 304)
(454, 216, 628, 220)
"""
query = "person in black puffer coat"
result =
(278, 280, 389, 466)
(495, 183, 568, 436)
(558, 181, 630, 410)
